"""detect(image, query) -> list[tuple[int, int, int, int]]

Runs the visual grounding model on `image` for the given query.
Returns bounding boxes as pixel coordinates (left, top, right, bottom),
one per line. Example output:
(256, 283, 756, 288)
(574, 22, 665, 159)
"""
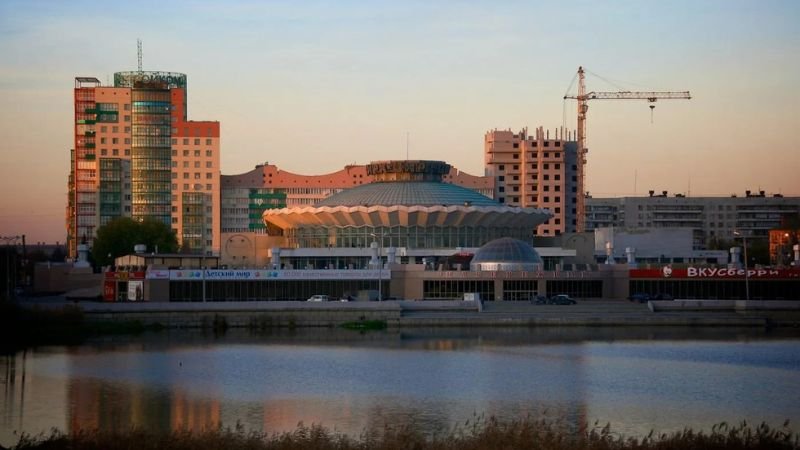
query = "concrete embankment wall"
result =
(78, 301, 477, 328)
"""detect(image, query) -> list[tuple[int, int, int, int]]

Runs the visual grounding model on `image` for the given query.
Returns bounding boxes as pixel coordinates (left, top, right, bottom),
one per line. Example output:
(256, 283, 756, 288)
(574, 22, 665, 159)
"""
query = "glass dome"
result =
(470, 237, 542, 271)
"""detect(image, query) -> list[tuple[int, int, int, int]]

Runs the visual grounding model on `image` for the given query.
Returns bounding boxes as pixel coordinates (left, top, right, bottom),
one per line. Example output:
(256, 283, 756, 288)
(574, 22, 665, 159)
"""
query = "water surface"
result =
(1, 327, 799, 446)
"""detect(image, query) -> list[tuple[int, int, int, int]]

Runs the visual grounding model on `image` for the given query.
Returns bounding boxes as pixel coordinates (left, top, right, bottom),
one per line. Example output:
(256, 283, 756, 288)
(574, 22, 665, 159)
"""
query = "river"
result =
(1, 327, 799, 446)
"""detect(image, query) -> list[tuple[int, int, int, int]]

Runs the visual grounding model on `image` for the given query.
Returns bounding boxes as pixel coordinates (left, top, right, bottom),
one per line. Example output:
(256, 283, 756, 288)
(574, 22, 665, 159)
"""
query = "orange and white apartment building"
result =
(67, 72, 220, 259)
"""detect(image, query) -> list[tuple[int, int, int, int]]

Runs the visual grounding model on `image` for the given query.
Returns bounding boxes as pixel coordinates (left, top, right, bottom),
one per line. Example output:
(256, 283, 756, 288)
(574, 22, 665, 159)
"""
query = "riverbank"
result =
(4, 299, 800, 352)
(71, 299, 800, 328)
(5, 417, 798, 450)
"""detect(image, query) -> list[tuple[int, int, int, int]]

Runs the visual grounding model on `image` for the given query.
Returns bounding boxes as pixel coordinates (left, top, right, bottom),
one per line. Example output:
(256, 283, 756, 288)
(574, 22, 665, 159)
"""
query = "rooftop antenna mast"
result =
(137, 38, 143, 72)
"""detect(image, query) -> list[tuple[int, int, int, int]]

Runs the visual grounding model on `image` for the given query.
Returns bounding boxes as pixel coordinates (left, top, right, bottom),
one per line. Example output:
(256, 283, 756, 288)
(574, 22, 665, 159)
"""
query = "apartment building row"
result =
(585, 191, 800, 249)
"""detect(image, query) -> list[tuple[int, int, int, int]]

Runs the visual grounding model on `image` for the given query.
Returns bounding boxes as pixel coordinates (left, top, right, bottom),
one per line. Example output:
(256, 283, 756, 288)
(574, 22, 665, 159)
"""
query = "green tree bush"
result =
(91, 218, 178, 268)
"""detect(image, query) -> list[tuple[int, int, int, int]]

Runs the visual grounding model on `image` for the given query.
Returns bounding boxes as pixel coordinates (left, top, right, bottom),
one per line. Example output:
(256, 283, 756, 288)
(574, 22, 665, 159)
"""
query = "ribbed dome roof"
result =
(315, 181, 498, 207)
(470, 238, 542, 271)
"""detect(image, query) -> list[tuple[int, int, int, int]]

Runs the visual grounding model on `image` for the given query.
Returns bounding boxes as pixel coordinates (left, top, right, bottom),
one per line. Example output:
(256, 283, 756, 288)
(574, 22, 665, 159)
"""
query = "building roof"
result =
(471, 238, 543, 266)
(315, 181, 498, 207)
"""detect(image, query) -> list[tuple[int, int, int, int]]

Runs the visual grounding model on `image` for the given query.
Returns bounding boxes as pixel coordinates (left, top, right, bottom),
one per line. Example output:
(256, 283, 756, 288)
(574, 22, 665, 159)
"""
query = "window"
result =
(544, 175, 550, 180)
(555, 175, 560, 180)
(544, 152, 550, 157)
(124, 115, 130, 122)
(194, 150, 200, 157)
(183, 161, 189, 168)
(513, 186, 519, 192)
(206, 161, 212, 168)
(112, 149, 119, 156)
(183, 150, 189, 156)
(183, 138, 189, 145)
(544, 142, 549, 147)
(172, 150, 177, 156)
(499, 165, 505, 171)
(194, 173, 200, 179)
(125, 127, 131, 133)
(171, 138, 178, 145)
(171, 173, 177, 179)
(498, 186, 505, 193)
(112, 126, 119, 133)
(100, 126, 107, 133)
(512, 197, 519, 203)
(112, 138, 119, 144)
(206, 150, 213, 157)
(183, 173, 189, 179)
(531, 163, 537, 169)
(512, 154, 519, 159)
(555, 207, 561, 213)
(512, 175, 519, 181)
(555, 218, 561, 224)
(544, 196, 550, 203)
(171, 184, 177, 190)
(194, 161, 200, 168)
(124, 148, 130, 156)
(544, 186, 550, 191)
(183, 184, 189, 190)
(100, 137, 106, 144)
(124, 138, 131, 144)
(100, 149, 107, 156)
(194, 139, 200, 145)
(555, 186, 561, 192)
(543, 163, 549, 169)
(498, 175, 505, 181)
(555, 196, 561, 202)
(205, 138, 212, 145)
(555, 164, 560, 170)
(206, 184, 212, 190)
(513, 165, 519, 170)
(499, 197, 504, 203)
(206, 172, 212, 179)
(513, 143, 519, 148)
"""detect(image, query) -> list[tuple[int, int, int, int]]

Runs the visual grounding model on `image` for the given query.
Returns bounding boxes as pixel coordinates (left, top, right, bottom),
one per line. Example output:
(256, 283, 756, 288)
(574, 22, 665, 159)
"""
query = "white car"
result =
(306, 294, 330, 302)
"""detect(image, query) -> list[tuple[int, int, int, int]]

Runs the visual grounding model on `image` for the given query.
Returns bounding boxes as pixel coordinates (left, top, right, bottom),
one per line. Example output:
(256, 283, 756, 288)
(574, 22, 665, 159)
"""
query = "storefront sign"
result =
(169, 269, 390, 281)
(146, 269, 170, 279)
(631, 267, 800, 279)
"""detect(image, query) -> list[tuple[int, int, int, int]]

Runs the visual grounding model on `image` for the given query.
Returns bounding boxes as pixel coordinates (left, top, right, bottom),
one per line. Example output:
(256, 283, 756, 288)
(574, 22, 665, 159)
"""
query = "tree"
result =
(91, 218, 178, 268)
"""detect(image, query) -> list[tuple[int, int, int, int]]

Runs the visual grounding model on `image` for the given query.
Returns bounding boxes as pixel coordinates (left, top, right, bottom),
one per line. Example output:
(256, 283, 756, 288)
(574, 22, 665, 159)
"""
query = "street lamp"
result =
(733, 230, 749, 301)
(1, 235, 21, 301)
(369, 232, 383, 301)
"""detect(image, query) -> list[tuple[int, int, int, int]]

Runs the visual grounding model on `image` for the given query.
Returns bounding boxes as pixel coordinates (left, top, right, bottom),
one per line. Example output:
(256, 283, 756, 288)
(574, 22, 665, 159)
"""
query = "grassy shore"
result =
(6, 418, 798, 450)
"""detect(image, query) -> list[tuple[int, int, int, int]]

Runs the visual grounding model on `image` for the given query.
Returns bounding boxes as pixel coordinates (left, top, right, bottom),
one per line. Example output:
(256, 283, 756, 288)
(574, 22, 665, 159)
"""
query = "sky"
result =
(1, 0, 799, 244)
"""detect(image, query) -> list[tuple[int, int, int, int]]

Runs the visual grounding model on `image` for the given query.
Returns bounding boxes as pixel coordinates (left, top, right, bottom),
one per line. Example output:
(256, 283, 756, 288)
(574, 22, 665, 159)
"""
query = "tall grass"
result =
(8, 417, 798, 450)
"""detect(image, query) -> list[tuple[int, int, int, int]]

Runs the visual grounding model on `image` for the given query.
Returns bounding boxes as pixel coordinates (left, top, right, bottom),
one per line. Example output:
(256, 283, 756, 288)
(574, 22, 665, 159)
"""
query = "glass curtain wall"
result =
(131, 88, 172, 226)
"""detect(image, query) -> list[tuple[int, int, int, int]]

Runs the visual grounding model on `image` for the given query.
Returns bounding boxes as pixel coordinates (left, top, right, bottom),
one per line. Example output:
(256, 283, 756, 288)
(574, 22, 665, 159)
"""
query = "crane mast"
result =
(564, 66, 691, 233)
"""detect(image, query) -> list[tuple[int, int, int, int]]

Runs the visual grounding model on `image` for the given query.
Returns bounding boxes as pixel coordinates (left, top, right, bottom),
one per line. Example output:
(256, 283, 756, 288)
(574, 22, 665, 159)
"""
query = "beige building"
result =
(484, 127, 580, 237)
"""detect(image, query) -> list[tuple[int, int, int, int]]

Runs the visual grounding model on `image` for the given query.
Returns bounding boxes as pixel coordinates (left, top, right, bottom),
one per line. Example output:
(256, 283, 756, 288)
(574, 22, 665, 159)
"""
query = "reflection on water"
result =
(1, 327, 799, 447)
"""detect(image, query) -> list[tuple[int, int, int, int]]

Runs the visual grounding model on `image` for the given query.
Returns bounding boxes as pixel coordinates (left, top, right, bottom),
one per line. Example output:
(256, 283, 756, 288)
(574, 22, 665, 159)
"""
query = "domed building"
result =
(470, 237, 543, 272)
(262, 160, 552, 268)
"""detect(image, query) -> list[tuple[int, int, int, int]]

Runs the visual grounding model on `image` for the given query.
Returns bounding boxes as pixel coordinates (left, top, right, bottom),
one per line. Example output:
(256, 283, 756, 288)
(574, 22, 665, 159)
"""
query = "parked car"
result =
(629, 293, 651, 303)
(532, 295, 549, 305)
(652, 293, 674, 301)
(307, 294, 330, 302)
(548, 294, 577, 305)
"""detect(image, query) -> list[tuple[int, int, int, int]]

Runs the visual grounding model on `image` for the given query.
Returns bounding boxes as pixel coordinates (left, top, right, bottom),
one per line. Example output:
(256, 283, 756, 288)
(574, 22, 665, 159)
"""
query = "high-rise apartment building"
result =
(67, 72, 220, 259)
(484, 127, 579, 236)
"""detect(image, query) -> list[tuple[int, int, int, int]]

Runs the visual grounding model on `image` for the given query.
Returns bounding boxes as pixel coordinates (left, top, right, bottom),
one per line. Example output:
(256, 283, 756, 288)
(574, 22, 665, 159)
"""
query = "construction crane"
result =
(563, 66, 691, 232)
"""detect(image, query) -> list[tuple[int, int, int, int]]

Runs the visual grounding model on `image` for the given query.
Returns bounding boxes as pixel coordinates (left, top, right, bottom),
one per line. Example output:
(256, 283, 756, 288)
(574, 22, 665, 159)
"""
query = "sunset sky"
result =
(1, 0, 798, 243)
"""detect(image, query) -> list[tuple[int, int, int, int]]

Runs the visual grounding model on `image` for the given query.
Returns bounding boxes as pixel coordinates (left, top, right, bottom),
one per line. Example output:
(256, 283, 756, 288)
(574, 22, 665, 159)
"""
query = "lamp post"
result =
(369, 232, 383, 301)
(1, 236, 21, 301)
(733, 230, 749, 301)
